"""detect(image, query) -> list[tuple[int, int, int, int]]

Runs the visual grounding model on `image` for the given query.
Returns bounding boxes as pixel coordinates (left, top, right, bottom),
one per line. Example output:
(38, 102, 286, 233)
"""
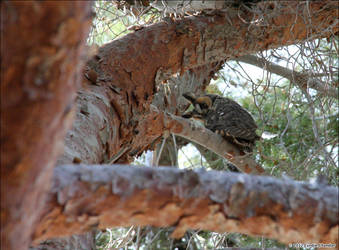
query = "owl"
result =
(182, 93, 260, 152)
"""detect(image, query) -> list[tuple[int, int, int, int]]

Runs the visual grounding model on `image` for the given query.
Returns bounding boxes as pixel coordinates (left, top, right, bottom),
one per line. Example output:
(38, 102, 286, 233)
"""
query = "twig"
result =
(236, 54, 338, 98)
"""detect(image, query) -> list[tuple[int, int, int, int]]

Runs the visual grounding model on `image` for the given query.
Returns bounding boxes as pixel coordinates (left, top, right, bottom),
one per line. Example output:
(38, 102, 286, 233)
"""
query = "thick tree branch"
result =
(33, 165, 338, 245)
(236, 54, 338, 98)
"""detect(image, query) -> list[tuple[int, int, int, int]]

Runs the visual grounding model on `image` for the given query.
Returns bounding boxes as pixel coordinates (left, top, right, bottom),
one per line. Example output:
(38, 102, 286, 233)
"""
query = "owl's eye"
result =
(200, 103, 209, 110)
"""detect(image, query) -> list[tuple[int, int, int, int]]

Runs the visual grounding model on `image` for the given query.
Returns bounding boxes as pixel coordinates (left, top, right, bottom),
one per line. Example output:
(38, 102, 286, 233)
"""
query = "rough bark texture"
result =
(1, 2, 93, 249)
(58, 1, 338, 170)
(33, 165, 338, 245)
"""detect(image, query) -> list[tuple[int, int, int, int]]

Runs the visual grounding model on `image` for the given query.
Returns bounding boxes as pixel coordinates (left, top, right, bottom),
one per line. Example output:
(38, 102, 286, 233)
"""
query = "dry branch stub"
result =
(33, 165, 338, 245)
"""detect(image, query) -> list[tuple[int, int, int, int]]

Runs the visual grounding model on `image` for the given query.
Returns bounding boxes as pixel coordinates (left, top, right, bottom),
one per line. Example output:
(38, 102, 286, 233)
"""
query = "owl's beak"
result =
(183, 93, 212, 114)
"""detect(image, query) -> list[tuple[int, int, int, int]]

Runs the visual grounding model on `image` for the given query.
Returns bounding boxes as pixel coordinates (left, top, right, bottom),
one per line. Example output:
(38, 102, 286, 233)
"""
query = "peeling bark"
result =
(33, 165, 338, 245)
(1, 2, 93, 249)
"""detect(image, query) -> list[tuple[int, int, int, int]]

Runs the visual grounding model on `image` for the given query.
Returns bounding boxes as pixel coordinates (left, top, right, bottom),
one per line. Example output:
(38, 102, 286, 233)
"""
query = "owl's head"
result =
(182, 93, 218, 116)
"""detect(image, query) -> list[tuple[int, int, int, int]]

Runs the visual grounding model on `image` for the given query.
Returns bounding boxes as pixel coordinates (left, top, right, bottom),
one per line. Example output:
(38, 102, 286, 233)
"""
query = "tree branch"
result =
(162, 111, 266, 175)
(33, 165, 339, 246)
(236, 54, 338, 98)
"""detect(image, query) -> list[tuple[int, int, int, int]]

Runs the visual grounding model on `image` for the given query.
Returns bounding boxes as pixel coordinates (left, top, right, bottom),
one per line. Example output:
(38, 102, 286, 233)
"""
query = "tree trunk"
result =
(1, 2, 93, 249)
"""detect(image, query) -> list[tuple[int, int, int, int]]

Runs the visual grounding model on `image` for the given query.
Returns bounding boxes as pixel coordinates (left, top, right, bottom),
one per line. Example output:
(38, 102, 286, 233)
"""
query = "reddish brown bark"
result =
(1, 2, 93, 249)
(33, 165, 338, 245)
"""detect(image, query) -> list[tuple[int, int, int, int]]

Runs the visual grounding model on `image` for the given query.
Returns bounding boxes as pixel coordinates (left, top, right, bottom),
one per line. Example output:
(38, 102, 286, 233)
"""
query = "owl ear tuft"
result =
(196, 96, 213, 108)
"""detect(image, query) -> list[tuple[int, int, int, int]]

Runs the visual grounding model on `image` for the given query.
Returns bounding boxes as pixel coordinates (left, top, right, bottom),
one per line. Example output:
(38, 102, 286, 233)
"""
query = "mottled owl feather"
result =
(182, 93, 260, 152)
(205, 95, 258, 140)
